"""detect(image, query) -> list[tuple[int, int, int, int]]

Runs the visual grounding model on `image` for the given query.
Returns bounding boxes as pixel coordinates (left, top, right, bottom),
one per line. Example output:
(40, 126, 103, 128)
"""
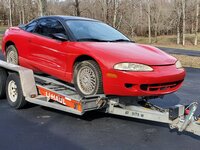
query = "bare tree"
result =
(182, 0, 186, 46)
(174, 0, 182, 45)
(151, 0, 160, 43)
(22, 2, 25, 24)
(139, 1, 143, 35)
(113, 0, 119, 28)
(194, 0, 199, 46)
(147, 0, 151, 44)
(103, 0, 109, 23)
(18, 0, 25, 24)
(74, 0, 81, 16)
(38, 0, 43, 16)
(38, 0, 47, 17)
(9, 0, 12, 26)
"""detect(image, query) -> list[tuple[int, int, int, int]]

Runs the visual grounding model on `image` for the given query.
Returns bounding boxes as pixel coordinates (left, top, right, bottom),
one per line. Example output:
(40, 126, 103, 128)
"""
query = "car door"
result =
(15, 21, 38, 67)
(28, 18, 68, 80)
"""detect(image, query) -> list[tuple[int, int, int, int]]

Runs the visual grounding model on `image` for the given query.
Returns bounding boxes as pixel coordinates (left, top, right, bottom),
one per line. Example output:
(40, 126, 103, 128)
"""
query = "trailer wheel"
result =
(0, 68, 8, 99)
(6, 73, 27, 109)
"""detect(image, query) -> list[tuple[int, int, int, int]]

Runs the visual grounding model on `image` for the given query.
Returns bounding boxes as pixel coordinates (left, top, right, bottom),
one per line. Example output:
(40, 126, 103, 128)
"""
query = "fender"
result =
(0, 60, 38, 97)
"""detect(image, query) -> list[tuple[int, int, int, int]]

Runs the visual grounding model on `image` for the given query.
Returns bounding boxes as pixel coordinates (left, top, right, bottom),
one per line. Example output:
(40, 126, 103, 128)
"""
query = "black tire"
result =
(0, 68, 8, 99)
(73, 60, 103, 97)
(6, 45, 19, 65)
(6, 73, 27, 109)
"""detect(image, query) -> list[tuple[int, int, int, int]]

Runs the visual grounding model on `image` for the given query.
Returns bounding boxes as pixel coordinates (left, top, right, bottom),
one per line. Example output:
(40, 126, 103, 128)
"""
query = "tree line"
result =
(0, 0, 199, 46)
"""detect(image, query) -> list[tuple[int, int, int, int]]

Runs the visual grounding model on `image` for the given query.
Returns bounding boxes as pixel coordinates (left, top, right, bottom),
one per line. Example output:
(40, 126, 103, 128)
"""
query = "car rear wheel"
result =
(6, 45, 19, 65)
(74, 60, 103, 97)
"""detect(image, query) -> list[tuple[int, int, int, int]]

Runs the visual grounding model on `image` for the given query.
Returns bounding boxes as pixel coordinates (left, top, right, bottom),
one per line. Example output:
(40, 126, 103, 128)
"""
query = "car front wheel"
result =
(74, 60, 103, 97)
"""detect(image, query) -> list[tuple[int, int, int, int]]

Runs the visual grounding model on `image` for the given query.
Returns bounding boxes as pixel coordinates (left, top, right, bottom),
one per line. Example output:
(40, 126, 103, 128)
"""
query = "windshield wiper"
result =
(77, 38, 109, 42)
(77, 38, 134, 43)
(109, 39, 133, 42)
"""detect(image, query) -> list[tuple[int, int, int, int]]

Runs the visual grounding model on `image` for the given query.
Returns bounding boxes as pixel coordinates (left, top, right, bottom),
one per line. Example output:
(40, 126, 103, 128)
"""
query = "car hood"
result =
(72, 42, 177, 66)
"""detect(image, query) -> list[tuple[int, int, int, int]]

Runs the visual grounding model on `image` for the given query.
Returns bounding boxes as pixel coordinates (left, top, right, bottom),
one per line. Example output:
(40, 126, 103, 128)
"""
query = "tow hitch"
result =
(170, 102, 200, 136)
(107, 98, 200, 136)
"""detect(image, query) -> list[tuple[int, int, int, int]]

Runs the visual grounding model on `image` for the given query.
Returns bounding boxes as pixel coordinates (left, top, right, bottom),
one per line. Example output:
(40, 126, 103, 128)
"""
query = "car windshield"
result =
(66, 20, 130, 42)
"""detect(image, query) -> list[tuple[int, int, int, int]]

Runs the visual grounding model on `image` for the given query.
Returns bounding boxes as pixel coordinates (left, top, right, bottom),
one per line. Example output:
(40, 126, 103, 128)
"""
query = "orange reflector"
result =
(106, 73, 118, 78)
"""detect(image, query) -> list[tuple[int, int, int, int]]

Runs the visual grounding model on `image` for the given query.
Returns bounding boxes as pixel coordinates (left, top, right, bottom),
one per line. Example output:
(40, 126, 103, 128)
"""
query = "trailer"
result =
(0, 60, 200, 136)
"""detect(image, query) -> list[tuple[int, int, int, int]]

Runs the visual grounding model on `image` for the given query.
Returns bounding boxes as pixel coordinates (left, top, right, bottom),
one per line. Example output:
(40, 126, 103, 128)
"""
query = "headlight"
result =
(114, 63, 153, 71)
(175, 60, 183, 69)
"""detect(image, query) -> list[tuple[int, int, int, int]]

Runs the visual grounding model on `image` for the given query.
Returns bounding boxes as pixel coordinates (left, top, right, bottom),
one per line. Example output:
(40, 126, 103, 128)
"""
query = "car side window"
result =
(34, 19, 66, 38)
(25, 21, 38, 32)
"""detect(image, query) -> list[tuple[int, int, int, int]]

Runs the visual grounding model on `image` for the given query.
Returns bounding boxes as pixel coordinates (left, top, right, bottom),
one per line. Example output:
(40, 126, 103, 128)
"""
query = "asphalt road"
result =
(158, 47, 200, 56)
(0, 53, 200, 150)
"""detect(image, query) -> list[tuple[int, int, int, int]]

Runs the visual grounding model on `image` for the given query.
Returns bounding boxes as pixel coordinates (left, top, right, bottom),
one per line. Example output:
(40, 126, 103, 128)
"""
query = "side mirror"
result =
(18, 24, 26, 29)
(52, 33, 68, 41)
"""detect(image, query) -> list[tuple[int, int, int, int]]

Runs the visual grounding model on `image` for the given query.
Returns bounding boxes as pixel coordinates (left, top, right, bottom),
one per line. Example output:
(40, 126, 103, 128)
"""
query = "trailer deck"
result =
(0, 60, 200, 137)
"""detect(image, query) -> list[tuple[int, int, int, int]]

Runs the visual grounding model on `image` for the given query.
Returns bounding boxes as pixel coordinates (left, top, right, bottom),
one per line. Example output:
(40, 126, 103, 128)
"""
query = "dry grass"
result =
(171, 54, 200, 69)
(135, 35, 200, 51)
(0, 27, 7, 34)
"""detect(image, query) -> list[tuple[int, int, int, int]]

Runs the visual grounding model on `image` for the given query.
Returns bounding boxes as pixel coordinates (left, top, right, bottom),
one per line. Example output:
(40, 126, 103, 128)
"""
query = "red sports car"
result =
(2, 16, 185, 97)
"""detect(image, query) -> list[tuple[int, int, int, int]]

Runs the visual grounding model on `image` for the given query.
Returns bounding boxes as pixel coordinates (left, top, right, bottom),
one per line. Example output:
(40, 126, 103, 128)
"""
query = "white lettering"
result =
(45, 92, 66, 105)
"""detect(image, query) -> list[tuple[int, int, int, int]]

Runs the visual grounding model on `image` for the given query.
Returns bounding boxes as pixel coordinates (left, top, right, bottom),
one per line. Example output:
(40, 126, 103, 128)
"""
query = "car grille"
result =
(140, 80, 183, 92)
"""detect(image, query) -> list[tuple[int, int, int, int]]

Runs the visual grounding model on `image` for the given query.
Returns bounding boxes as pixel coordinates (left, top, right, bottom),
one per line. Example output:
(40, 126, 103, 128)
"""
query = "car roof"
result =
(38, 15, 98, 21)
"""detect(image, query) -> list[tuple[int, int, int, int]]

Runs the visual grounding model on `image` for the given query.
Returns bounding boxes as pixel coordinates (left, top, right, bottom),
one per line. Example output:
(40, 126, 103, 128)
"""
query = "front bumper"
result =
(103, 65, 185, 96)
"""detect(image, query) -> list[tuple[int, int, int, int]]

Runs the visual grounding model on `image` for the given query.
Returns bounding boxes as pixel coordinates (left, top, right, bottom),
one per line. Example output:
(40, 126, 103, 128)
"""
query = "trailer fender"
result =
(0, 60, 38, 98)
